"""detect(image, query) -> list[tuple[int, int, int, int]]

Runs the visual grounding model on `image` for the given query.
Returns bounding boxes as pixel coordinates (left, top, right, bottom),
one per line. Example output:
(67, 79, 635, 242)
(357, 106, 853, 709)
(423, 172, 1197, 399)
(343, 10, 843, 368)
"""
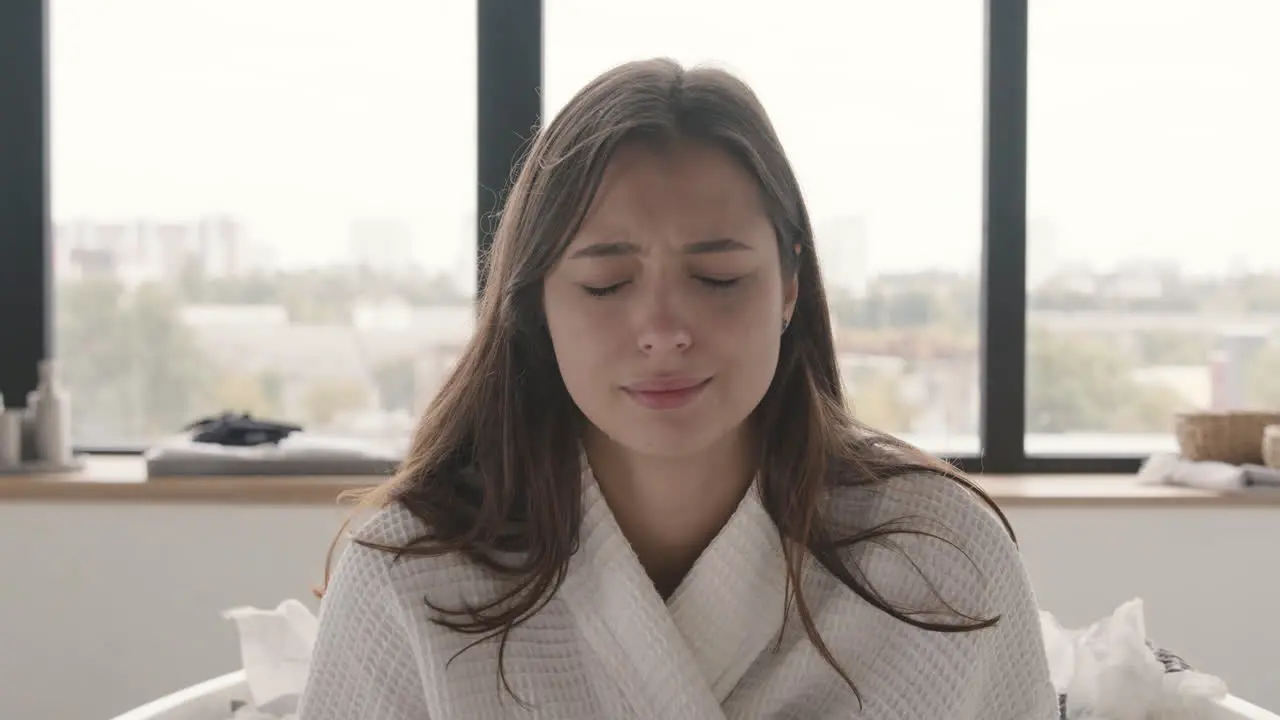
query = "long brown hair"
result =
(321, 57, 1013, 705)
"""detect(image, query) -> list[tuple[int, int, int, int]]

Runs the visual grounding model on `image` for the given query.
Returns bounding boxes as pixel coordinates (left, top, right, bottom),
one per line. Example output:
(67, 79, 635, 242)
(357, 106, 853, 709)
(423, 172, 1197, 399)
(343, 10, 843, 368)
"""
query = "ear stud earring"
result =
(782, 318, 790, 333)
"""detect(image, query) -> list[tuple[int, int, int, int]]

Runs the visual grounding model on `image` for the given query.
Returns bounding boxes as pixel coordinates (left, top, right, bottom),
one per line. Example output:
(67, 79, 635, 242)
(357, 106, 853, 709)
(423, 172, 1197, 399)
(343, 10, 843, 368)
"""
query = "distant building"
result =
(814, 216, 870, 297)
(52, 214, 265, 285)
(348, 218, 418, 276)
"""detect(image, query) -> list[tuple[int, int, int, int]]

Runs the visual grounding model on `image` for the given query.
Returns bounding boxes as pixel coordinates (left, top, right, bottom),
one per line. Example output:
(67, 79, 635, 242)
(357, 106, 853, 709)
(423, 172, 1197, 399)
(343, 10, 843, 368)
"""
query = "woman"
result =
(299, 58, 1058, 719)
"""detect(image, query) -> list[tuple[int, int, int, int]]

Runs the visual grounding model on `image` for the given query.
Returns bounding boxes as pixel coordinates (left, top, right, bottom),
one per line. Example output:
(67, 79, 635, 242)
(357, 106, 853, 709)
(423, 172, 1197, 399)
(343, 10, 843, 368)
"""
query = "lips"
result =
(623, 377, 711, 410)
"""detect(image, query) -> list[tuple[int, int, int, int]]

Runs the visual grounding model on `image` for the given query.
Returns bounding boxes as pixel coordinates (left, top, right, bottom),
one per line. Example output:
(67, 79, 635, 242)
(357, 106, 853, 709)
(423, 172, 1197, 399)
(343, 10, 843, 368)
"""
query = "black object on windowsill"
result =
(183, 412, 303, 448)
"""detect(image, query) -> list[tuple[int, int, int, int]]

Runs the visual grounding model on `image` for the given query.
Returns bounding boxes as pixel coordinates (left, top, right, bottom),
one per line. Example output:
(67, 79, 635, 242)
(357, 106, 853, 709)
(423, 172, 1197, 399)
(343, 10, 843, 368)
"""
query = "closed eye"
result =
(581, 276, 742, 297)
(698, 276, 742, 290)
(581, 282, 627, 297)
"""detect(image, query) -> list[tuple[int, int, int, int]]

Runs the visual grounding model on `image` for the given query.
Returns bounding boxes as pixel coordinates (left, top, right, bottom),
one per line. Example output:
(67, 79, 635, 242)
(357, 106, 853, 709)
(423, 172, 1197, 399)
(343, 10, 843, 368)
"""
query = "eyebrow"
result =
(567, 237, 753, 259)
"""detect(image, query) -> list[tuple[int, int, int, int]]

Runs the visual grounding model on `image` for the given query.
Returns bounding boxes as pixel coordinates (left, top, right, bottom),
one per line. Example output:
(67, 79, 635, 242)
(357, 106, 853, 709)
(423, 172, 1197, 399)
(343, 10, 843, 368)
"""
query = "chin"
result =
(608, 420, 735, 460)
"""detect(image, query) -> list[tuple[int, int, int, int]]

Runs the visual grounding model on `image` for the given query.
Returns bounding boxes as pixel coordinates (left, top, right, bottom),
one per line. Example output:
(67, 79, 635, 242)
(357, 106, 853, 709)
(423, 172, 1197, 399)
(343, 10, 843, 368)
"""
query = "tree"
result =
(1134, 330, 1212, 366)
(829, 273, 978, 333)
(847, 371, 916, 433)
(179, 267, 472, 326)
(55, 280, 213, 444)
(303, 377, 371, 427)
(372, 356, 418, 414)
(210, 372, 283, 419)
(1027, 328, 1186, 434)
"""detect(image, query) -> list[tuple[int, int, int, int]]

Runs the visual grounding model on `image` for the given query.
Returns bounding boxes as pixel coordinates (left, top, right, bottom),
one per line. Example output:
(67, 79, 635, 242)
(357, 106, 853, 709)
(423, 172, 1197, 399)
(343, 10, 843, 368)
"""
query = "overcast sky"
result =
(50, 0, 1280, 285)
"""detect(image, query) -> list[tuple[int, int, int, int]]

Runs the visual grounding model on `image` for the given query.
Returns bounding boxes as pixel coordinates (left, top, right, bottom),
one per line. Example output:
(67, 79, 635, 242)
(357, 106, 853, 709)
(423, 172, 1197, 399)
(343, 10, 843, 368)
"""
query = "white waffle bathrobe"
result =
(299, 468, 1059, 719)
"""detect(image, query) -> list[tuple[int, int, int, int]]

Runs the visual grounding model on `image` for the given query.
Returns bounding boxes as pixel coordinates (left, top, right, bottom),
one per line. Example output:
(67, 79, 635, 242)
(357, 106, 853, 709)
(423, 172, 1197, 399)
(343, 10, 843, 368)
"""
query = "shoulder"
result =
(827, 471, 1058, 716)
(335, 500, 496, 615)
(301, 502, 435, 717)
(826, 471, 1022, 609)
(349, 499, 433, 548)
(317, 502, 426, 623)
(830, 470, 1011, 548)
(319, 501, 434, 604)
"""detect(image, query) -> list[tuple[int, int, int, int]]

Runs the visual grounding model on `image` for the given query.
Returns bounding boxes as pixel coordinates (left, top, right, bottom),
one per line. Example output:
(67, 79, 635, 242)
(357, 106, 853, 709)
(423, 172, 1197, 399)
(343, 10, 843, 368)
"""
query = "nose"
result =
(639, 326, 692, 354)
(635, 290, 692, 355)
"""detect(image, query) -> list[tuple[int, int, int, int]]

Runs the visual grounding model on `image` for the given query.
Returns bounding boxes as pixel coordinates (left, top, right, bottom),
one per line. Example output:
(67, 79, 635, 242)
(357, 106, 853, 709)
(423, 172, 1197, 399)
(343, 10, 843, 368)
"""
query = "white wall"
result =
(1, 502, 1276, 719)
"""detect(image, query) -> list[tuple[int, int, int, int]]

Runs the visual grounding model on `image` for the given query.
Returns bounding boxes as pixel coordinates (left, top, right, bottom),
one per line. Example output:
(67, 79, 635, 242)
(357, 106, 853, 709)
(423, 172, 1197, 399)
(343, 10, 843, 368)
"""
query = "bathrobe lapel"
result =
(665, 482, 788, 702)
(558, 466, 789, 719)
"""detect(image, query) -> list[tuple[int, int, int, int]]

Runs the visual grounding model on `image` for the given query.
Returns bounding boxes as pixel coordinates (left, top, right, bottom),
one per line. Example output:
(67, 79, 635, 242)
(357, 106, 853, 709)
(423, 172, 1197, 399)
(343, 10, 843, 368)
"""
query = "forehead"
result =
(578, 139, 769, 235)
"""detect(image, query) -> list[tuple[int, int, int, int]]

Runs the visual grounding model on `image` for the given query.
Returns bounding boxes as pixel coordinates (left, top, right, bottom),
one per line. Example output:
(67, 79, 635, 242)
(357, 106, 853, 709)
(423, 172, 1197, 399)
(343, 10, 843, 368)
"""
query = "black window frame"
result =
(0, 0, 1143, 474)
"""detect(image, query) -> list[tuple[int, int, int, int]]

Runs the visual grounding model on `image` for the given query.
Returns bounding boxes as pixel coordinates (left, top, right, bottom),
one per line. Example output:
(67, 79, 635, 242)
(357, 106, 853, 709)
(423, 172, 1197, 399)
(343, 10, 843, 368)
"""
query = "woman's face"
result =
(543, 139, 797, 459)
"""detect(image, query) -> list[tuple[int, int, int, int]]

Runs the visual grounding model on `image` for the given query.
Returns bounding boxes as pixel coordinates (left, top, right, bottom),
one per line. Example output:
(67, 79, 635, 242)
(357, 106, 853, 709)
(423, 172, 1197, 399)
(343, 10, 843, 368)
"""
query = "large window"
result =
(5, 0, 1275, 472)
(49, 0, 477, 448)
(1026, 0, 1280, 456)
(546, 1, 985, 456)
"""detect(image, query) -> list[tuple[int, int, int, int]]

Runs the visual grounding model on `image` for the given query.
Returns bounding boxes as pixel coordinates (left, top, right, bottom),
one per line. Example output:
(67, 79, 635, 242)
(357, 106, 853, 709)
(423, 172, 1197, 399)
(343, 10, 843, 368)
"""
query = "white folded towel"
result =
(1137, 453, 1280, 492)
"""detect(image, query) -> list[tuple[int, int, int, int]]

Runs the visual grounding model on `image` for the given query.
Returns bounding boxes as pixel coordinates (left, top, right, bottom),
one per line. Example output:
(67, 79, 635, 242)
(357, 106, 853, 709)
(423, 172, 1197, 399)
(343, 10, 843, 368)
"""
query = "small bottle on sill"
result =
(32, 359, 72, 466)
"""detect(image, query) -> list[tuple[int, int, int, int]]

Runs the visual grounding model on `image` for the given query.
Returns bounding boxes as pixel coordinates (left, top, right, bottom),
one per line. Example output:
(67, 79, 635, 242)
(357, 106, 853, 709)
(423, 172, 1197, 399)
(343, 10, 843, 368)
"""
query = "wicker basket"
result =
(1264, 425, 1280, 469)
(1173, 411, 1280, 465)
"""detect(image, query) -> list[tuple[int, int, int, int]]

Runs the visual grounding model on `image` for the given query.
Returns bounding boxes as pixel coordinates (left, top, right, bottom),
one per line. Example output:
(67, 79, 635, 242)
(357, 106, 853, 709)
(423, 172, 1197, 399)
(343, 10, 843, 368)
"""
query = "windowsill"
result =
(0, 455, 1277, 507)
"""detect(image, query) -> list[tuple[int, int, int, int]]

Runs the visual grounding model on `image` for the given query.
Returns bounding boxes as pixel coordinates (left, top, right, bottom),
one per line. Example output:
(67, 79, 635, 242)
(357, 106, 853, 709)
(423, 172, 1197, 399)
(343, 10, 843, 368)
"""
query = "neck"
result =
(583, 425, 755, 599)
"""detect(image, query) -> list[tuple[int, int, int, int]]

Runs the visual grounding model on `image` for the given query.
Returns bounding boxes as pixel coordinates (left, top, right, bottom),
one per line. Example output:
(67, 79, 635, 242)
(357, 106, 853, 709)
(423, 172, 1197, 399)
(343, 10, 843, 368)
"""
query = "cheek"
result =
(704, 277, 784, 341)
(720, 310, 781, 373)
(706, 280, 785, 381)
(544, 287, 623, 394)
(547, 292, 620, 350)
